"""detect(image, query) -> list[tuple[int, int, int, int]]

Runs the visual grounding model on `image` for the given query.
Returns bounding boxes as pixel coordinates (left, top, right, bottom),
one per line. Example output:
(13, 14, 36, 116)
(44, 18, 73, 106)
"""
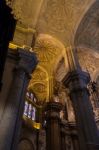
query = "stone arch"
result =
(74, 1, 99, 53)
(30, 65, 48, 82)
(29, 65, 49, 101)
(32, 34, 68, 100)
(72, 0, 94, 45)
(75, 46, 99, 80)
(55, 56, 67, 82)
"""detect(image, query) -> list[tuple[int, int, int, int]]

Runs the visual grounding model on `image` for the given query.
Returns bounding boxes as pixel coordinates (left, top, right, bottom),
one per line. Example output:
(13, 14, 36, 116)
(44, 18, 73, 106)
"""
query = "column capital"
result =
(62, 70, 90, 92)
(8, 48, 38, 79)
(45, 102, 63, 120)
(18, 48, 38, 74)
(46, 102, 63, 112)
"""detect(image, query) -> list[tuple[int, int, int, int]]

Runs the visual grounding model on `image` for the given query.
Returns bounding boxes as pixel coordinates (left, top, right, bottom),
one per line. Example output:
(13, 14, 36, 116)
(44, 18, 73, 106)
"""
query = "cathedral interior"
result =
(0, 0, 99, 150)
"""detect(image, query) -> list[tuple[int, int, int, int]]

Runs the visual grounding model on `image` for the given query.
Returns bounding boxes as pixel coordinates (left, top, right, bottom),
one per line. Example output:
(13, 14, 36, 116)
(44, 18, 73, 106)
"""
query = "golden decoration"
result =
(34, 34, 63, 63)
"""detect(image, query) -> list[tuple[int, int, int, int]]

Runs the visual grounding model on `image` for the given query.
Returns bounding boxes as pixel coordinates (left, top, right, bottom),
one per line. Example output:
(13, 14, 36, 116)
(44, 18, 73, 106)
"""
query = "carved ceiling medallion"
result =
(34, 39, 58, 62)
(37, 0, 93, 46)
(75, 1, 99, 52)
(33, 34, 65, 64)
(33, 83, 47, 93)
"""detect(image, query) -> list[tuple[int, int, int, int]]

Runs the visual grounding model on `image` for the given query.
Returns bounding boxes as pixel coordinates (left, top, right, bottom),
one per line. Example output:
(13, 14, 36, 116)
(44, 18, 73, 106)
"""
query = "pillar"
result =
(63, 70, 99, 150)
(45, 102, 62, 150)
(0, 48, 37, 150)
(0, 1, 16, 89)
(69, 122, 80, 150)
(61, 120, 69, 150)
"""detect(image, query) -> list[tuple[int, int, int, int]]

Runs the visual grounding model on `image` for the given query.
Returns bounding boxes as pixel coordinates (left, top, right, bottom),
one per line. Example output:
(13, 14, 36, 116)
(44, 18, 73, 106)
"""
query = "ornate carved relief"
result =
(53, 81, 75, 122)
(77, 47, 99, 119)
(77, 47, 99, 79)
(37, 0, 93, 45)
(55, 57, 67, 81)
(32, 82, 47, 101)
(29, 66, 49, 102)
(6, 0, 44, 27)
(33, 83, 46, 93)
(6, 0, 22, 20)
(75, 1, 99, 52)
(32, 34, 67, 100)
(33, 34, 65, 65)
(31, 67, 47, 81)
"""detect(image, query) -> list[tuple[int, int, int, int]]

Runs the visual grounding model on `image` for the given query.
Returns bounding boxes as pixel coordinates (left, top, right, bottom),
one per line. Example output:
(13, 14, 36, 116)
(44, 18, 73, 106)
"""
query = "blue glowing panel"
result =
(28, 104, 32, 119)
(32, 107, 36, 121)
(24, 101, 29, 116)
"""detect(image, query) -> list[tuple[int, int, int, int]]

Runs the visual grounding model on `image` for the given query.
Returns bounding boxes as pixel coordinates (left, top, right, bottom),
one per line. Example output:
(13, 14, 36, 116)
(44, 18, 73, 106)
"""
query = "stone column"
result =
(69, 122, 80, 150)
(45, 102, 62, 150)
(63, 70, 99, 150)
(71, 134, 79, 150)
(61, 120, 69, 150)
(0, 1, 16, 89)
(0, 48, 37, 150)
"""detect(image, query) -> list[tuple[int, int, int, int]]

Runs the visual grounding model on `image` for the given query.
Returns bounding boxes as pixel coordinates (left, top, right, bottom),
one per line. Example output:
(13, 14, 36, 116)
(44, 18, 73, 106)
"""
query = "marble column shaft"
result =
(0, 48, 37, 150)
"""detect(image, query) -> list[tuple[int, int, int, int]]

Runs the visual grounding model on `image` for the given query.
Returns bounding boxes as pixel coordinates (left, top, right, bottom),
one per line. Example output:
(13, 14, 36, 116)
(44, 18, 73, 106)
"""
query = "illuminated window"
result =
(28, 104, 32, 119)
(34, 97, 37, 103)
(26, 92, 29, 98)
(24, 101, 29, 116)
(23, 91, 38, 122)
(30, 93, 34, 100)
(32, 107, 36, 121)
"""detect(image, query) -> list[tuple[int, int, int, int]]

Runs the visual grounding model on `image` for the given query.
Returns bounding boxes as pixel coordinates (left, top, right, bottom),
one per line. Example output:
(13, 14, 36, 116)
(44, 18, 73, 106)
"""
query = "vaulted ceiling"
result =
(75, 1, 99, 52)
(7, 0, 99, 101)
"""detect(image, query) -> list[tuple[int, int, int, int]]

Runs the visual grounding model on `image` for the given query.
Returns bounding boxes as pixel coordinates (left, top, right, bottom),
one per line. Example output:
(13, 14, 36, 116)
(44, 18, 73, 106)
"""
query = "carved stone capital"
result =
(8, 48, 38, 78)
(46, 102, 63, 112)
(62, 70, 90, 93)
(18, 48, 38, 74)
(7, 49, 38, 99)
(45, 102, 63, 120)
